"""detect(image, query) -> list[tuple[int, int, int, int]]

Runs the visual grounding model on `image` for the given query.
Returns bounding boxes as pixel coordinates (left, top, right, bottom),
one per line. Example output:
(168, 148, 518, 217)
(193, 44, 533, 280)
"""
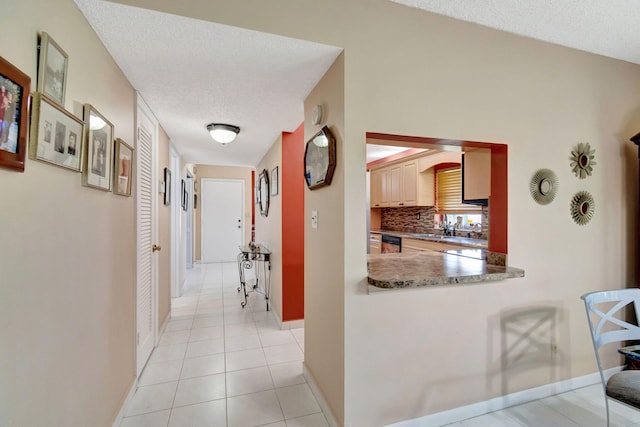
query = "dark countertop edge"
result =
(367, 267, 525, 290)
(370, 229, 487, 249)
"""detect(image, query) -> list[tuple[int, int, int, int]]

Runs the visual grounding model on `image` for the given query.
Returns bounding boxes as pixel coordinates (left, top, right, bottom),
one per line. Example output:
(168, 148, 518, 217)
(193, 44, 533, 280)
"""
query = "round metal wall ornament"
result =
(570, 191, 595, 225)
(570, 142, 596, 179)
(530, 168, 558, 205)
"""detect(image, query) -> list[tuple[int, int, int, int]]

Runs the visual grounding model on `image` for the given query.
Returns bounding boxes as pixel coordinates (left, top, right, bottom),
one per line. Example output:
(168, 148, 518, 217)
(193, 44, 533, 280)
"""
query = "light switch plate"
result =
(311, 210, 318, 229)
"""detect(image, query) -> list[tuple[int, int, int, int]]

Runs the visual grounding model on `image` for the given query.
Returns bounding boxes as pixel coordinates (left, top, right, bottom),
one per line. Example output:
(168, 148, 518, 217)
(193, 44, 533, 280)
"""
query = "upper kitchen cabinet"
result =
(462, 148, 491, 205)
(370, 167, 388, 207)
(370, 158, 434, 207)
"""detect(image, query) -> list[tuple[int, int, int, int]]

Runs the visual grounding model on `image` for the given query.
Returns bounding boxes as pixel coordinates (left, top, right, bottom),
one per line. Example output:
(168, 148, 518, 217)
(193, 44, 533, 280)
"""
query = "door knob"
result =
(152, 244, 162, 252)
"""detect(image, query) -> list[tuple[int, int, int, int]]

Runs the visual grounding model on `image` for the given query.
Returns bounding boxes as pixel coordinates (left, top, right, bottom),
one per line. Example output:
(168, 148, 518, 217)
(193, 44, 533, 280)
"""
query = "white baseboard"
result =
(273, 308, 304, 330)
(303, 363, 340, 427)
(386, 367, 620, 427)
(160, 311, 171, 335)
(111, 377, 137, 427)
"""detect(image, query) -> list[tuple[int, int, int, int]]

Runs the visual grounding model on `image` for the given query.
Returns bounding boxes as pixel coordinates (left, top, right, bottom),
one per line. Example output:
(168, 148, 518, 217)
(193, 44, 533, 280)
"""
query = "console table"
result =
(237, 243, 271, 310)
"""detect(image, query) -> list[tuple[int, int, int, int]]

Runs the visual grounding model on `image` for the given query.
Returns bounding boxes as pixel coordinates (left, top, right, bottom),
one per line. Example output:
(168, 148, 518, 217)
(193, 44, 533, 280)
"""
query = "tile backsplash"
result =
(380, 206, 435, 233)
(380, 206, 489, 240)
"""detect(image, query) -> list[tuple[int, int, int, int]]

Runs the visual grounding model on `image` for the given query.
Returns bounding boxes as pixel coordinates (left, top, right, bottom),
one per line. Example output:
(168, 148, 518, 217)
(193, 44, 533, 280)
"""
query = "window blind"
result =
(436, 168, 482, 213)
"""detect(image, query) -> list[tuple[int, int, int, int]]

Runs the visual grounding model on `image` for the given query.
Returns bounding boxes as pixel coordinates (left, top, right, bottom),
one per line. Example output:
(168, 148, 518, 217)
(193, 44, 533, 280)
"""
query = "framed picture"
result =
(37, 32, 68, 107)
(83, 104, 113, 191)
(29, 92, 84, 171)
(0, 56, 31, 172)
(163, 167, 171, 205)
(258, 169, 269, 217)
(304, 125, 337, 190)
(113, 138, 134, 196)
(271, 166, 279, 196)
(181, 179, 187, 211)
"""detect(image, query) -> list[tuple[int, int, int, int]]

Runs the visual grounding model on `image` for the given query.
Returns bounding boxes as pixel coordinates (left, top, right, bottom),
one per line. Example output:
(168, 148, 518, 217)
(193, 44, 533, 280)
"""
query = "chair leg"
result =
(605, 397, 610, 427)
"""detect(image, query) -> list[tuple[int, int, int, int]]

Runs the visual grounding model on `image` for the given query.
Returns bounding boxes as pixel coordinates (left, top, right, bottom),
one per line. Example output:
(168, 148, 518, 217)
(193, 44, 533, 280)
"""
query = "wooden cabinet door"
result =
(388, 164, 402, 206)
(370, 168, 388, 208)
(401, 160, 418, 206)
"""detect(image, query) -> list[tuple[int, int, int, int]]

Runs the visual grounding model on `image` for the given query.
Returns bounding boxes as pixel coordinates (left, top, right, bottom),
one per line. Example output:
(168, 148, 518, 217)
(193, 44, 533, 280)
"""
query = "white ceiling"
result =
(390, 0, 640, 65)
(74, 0, 640, 168)
(73, 0, 342, 167)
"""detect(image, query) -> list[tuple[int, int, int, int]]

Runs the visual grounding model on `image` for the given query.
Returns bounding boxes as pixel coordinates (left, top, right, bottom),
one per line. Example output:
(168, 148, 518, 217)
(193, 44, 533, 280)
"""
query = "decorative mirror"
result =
(570, 142, 596, 179)
(570, 190, 595, 225)
(530, 168, 558, 205)
(304, 125, 336, 190)
(258, 169, 269, 217)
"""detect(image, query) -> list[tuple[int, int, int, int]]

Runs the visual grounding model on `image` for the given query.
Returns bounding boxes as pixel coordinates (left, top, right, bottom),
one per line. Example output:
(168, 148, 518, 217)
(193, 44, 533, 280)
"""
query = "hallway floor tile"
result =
(119, 262, 328, 427)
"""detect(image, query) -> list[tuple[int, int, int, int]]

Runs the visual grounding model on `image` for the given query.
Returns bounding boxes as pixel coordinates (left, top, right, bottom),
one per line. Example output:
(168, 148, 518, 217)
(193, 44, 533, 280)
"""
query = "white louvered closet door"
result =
(136, 96, 158, 376)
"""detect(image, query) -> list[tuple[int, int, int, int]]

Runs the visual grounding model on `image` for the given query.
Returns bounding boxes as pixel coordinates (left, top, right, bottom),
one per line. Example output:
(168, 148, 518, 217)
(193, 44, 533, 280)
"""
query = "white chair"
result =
(581, 289, 640, 426)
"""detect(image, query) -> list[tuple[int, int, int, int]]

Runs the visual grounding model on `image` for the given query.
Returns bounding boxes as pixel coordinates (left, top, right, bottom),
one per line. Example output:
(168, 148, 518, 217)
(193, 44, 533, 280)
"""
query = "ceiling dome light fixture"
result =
(206, 123, 240, 145)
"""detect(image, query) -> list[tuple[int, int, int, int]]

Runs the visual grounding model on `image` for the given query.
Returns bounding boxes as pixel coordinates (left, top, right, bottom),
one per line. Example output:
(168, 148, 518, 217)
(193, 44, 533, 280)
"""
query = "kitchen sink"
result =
(408, 233, 446, 239)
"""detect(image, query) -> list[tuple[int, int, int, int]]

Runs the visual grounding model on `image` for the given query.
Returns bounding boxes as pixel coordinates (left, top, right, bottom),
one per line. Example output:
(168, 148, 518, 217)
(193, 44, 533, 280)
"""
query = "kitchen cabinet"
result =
(370, 168, 388, 207)
(370, 233, 381, 254)
(370, 159, 434, 207)
(462, 148, 490, 205)
(401, 161, 417, 205)
(388, 164, 402, 206)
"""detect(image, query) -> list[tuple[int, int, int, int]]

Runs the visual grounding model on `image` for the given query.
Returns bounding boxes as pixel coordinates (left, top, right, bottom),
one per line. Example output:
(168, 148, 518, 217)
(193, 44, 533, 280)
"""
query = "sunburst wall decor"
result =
(570, 191, 595, 225)
(530, 169, 558, 205)
(570, 142, 596, 179)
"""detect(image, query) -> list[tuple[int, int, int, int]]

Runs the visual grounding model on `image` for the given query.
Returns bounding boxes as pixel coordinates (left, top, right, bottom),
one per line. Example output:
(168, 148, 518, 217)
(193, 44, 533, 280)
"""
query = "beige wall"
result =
(194, 165, 253, 260)
(158, 127, 171, 325)
(255, 137, 284, 320)
(0, 0, 137, 425)
(303, 53, 346, 425)
(176, 162, 191, 286)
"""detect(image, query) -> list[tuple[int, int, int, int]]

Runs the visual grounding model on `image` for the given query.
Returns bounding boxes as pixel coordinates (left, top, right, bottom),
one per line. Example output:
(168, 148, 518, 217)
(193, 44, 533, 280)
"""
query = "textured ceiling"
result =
(391, 0, 640, 65)
(75, 0, 640, 167)
(73, 0, 342, 167)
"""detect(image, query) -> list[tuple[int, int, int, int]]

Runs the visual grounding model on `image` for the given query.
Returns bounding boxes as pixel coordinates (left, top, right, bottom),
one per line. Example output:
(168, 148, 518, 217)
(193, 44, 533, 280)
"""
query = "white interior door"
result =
(202, 179, 244, 262)
(136, 95, 158, 376)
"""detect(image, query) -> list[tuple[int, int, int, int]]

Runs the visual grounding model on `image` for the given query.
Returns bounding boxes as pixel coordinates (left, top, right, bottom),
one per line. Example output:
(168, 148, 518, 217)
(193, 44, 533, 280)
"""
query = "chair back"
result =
(582, 289, 640, 350)
(581, 288, 640, 391)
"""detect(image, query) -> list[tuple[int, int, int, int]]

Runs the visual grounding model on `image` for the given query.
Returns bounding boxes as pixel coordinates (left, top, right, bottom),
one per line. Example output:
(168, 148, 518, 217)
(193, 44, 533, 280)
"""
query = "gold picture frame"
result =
(37, 32, 68, 107)
(113, 138, 134, 196)
(83, 104, 114, 191)
(29, 92, 85, 172)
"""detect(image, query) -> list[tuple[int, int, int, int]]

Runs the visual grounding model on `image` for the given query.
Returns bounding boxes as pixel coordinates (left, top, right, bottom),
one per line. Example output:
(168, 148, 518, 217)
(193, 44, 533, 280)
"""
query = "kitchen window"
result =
(435, 167, 482, 213)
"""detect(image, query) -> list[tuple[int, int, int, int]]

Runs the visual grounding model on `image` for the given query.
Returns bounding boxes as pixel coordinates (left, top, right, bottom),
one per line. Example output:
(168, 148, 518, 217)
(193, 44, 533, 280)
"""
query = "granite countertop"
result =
(367, 251, 524, 290)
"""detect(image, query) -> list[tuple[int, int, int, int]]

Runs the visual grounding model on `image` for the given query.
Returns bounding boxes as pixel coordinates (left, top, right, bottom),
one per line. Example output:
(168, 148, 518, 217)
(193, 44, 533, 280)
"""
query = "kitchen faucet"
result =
(442, 214, 452, 236)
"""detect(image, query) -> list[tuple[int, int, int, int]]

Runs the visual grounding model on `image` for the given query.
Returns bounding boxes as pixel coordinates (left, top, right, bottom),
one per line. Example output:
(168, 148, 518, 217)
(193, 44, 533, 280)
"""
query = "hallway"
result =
(120, 262, 327, 427)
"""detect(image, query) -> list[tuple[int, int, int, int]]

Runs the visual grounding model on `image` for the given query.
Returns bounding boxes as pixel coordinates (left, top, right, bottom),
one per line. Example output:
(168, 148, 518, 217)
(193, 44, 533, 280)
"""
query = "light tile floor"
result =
(121, 262, 640, 427)
(120, 262, 327, 427)
(444, 383, 640, 426)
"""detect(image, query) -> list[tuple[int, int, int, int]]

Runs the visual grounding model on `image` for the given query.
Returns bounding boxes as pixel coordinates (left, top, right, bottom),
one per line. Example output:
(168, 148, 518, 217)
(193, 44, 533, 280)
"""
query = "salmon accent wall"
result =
(490, 144, 508, 253)
(282, 123, 305, 321)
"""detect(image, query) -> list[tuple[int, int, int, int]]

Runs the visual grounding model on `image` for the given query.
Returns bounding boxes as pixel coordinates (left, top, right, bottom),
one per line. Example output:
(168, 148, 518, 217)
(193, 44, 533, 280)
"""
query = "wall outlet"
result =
(311, 210, 318, 229)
